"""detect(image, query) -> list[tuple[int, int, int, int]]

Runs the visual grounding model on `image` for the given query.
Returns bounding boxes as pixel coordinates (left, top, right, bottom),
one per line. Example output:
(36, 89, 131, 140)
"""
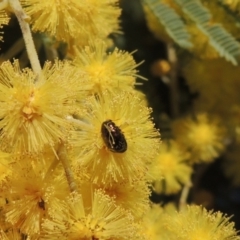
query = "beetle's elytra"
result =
(101, 120, 127, 153)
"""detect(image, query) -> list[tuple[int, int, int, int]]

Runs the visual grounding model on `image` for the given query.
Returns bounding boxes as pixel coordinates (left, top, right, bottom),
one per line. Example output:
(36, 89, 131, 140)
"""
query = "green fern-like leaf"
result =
(174, 0, 211, 24)
(200, 24, 240, 65)
(143, 0, 193, 49)
(174, 0, 240, 65)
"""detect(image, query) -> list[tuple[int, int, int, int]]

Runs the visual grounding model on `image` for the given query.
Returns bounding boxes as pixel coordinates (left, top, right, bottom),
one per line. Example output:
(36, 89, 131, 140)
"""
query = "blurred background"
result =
(117, 0, 240, 230)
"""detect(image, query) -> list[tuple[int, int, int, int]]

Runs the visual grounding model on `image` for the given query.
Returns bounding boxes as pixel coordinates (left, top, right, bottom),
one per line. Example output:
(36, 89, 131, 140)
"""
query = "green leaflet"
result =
(200, 24, 240, 66)
(174, 0, 211, 24)
(143, 0, 193, 49)
(143, 0, 240, 65)
(175, 0, 240, 65)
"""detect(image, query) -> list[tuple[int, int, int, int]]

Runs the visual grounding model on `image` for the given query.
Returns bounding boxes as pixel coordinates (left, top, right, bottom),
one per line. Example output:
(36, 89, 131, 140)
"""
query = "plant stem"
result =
(179, 181, 192, 211)
(8, 0, 41, 76)
(167, 44, 179, 118)
(57, 143, 77, 193)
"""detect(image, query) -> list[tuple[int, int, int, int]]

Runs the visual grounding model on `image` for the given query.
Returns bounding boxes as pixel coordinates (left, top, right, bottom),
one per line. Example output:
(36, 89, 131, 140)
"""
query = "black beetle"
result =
(101, 120, 127, 153)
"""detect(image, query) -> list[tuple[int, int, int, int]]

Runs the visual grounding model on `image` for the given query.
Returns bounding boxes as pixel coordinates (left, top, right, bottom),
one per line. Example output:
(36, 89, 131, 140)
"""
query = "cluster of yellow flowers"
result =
(0, 0, 239, 239)
(0, 0, 160, 239)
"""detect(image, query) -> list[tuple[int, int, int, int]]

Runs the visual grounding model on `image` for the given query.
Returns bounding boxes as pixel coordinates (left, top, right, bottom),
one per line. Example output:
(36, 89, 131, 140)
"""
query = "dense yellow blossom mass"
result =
(21, 0, 120, 45)
(71, 91, 160, 185)
(0, 0, 239, 239)
(42, 190, 140, 240)
(0, 60, 88, 153)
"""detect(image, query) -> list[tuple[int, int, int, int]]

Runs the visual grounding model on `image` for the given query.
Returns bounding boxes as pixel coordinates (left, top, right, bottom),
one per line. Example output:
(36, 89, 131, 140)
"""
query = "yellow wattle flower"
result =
(166, 205, 240, 240)
(150, 140, 192, 194)
(141, 204, 176, 240)
(73, 39, 145, 96)
(4, 154, 69, 237)
(78, 180, 150, 220)
(173, 113, 226, 163)
(71, 91, 160, 185)
(0, 60, 87, 153)
(21, 0, 120, 44)
(42, 190, 139, 239)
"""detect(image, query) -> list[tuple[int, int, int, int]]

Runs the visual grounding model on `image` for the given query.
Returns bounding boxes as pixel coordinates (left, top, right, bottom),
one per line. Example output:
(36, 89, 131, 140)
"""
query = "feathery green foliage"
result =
(175, 0, 240, 65)
(175, 0, 211, 23)
(201, 24, 240, 65)
(143, 0, 193, 49)
(143, 0, 240, 65)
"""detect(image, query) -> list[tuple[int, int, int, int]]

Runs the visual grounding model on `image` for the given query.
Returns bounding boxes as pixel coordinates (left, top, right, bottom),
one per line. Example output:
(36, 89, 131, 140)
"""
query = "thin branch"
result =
(8, 0, 42, 76)
(179, 181, 192, 211)
(57, 142, 77, 193)
(167, 44, 179, 118)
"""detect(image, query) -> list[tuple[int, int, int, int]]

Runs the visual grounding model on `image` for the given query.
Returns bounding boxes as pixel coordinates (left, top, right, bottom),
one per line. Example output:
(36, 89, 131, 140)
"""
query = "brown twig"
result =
(57, 143, 77, 193)
(9, 0, 42, 76)
(179, 181, 192, 211)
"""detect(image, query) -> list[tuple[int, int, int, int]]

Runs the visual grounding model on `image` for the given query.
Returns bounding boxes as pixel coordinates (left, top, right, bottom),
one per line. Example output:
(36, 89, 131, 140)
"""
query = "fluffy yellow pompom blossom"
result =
(79, 180, 150, 220)
(4, 153, 69, 237)
(173, 113, 226, 164)
(42, 190, 139, 240)
(166, 205, 240, 240)
(100, 180, 150, 220)
(71, 91, 160, 185)
(21, 0, 120, 44)
(0, 60, 87, 153)
(141, 204, 175, 240)
(150, 140, 192, 195)
(73, 39, 144, 95)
